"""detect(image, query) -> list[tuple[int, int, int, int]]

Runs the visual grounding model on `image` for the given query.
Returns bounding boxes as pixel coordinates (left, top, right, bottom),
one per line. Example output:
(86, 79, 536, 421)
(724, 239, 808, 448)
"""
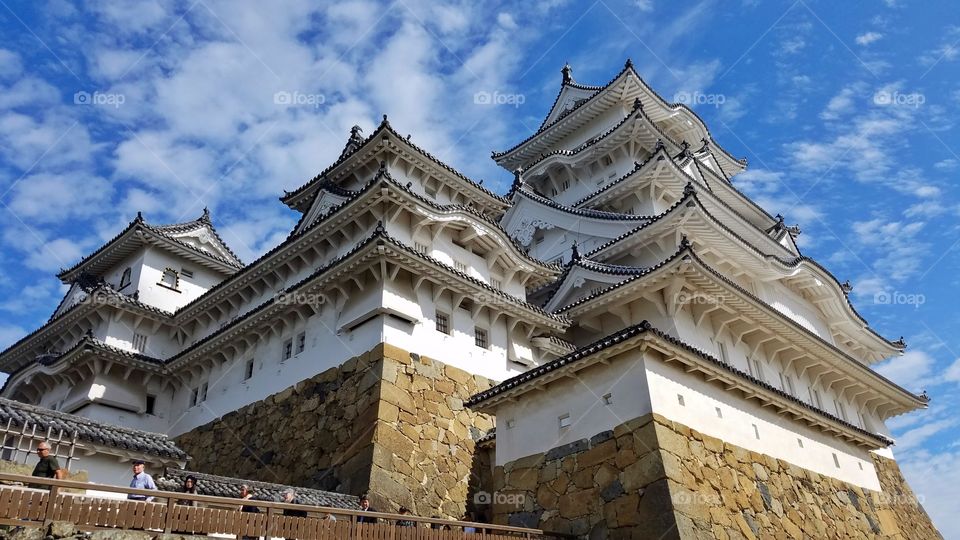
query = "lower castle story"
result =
(172, 342, 940, 539)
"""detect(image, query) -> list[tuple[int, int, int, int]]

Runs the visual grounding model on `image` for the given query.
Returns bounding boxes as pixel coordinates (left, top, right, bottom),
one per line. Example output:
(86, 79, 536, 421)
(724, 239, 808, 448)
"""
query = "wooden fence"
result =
(0, 473, 572, 539)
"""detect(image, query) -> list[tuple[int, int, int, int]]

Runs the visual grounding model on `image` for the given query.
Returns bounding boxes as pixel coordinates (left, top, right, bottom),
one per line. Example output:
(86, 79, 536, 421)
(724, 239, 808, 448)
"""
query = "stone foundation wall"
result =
(175, 343, 494, 519)
(492, 413, 941, 539)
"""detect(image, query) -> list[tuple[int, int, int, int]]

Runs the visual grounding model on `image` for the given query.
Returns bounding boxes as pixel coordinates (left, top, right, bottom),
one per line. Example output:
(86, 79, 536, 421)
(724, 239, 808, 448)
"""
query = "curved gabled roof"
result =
(517, 99, 680, 177)
(57, 210, 243, 283)
(0, 335, 164, 398)
(513, 187, 657, 222)
(558, 241, 908, 377)
(281, 116, 508, 214)
(0, 396, 188, 460)
(493, 59, 747, 174)
(579, 189, 902, 358)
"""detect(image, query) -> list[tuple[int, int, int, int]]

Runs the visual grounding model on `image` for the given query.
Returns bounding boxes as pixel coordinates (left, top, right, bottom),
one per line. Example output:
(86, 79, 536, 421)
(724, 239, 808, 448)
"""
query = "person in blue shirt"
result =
(128, 460, 157, 501)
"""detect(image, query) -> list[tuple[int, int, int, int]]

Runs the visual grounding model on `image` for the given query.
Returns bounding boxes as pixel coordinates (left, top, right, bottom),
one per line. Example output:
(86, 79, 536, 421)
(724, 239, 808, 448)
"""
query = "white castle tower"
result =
(0, 59, 940, 538)
(466, 61, 939, 538)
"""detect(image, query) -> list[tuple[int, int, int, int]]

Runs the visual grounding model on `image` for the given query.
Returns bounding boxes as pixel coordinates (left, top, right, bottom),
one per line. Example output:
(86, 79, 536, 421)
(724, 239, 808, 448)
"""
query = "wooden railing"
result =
(0, 473, 572, 539)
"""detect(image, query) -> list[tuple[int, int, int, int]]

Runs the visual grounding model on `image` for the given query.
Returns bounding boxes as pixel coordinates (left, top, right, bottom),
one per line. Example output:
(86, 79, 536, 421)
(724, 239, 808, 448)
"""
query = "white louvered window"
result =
(454, 261, 468, 273)
(808, 387, 823, 408)
(414, 242, 430, 254)
(491, 278, 502, 290)
(748, 359, 765, 382)
(834, 399, 848, 421)
(119, 268, 132, 289)
(132, 333, 147, 352)
(283, 339, 293, 360)
(296, 332, 306, 354)
(717, 342, 729, 365)
(779, 373, 795, 396)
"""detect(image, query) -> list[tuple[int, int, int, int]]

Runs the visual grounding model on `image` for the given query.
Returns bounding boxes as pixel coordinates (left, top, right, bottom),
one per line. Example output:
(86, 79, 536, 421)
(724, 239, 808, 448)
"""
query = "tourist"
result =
(281, 488, 308, 518)
(356, 494, 377, 523)
(463, 511, 478, 533)
(238, 485, 260, 540)
(127, 460, 157, 501)
(179, 475, 198, 506)
(30, 441, 65, 488)
(396, 506, 414, 527)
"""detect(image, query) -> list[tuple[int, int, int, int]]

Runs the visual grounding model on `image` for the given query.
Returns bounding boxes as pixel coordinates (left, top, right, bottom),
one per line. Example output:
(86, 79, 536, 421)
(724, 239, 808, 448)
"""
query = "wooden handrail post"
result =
(163, 496, 175, 533)
(42, 485, 59, 527)
(265, 506, 275, 539)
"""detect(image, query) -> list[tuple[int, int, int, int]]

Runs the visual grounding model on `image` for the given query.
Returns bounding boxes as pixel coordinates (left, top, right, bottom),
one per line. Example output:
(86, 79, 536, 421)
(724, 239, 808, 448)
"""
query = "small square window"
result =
(797, 438, 804, 448)
(602, 393, 613, 405)
(715, 407, 722, 418)
(558, 414, 571, 429)
(283, 339, 293, 360)
(474, 328, 489, 349)
(180, 268, 194, 278)
(435, 312, 450, 335)
(414, 242, 430, 254)
(677, 394, 685, 406)
(454, 261, 468, 273)
(505, 419, 516, 429)
(296, 332, 306, 354)
(244, 359, 255, 381)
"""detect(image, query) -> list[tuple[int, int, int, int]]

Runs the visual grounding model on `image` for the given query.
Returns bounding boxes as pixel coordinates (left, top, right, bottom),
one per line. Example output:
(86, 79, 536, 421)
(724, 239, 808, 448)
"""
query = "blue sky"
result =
(0, 0, 958, 533)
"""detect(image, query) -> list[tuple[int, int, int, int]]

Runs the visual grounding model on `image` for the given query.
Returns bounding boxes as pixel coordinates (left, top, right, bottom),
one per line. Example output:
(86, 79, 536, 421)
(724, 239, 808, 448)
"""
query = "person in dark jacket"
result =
(281, 488, 308, 518)
(179, 475, 198, 506)
(356, 494, 377, 523)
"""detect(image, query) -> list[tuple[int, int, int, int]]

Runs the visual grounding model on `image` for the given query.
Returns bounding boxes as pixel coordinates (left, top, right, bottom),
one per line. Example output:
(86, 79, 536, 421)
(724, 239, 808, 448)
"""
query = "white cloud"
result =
(633, 0, 654, 11)
(899, 448, 960, 536)
(0, 49, 22, 79)
(944, 358, 960, 382)
(875, 350, 937, 392)
(0, 323, 25, 350)
(820, 85, 859, 121)
(894, 418, 957, 452)
(933, 159, 958, 170)
(855, 32, 883, 46)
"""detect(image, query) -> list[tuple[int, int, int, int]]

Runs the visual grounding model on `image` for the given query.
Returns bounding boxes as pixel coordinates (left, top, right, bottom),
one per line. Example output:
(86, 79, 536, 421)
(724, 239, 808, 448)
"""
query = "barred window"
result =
(296, 332, 306, 354)
(435, 312, 450, 335)
(132, 333, 147, 352)
(474, 327, 488, 349)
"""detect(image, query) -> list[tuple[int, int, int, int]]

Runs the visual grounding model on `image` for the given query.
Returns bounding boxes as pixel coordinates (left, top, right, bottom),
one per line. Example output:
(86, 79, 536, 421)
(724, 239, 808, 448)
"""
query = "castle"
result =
(0, 61, 941, 538)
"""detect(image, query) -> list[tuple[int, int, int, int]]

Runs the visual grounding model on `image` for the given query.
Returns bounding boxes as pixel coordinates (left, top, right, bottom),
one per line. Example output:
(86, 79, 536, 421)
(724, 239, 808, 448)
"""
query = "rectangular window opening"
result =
(132, 333, 147, 353)
(244, 359, 255, 381)
(603, 393, 613, 406)
(715, 407, 723, 418)
(832, 453, 840, 468)
(558, 414, 571, 429)
(296, 332, 306, 354)
(474, 327, 489, 349)
(752, 424, 760, 440)
(435, 312, 450, 335)
(797, 438, 804, 448)
(145, 395, 156, 415)
(677, 394, 685, 406)
(199, 382, 208, 403)
(283, 339, 293, 360)
(180, 268, 194, 279)
(189, 388, 199, 407)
